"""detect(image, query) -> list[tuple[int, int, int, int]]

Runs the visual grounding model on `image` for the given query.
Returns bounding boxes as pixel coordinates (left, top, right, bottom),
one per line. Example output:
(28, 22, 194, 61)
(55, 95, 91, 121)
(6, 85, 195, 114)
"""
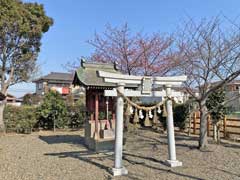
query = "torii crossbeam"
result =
(98, 70, 187, 176)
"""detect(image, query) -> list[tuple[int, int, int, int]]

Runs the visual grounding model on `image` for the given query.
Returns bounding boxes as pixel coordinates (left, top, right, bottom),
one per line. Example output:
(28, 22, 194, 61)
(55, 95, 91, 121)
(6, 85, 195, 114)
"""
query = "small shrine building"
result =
(72, 59, 135, 151)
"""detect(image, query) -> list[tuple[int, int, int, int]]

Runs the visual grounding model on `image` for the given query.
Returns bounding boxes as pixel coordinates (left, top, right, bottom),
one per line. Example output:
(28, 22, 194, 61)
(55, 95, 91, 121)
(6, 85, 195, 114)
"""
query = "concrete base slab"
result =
(100, 129, 115, 139)
(165, 160, 183, 167)
(112, 167, 128, 176)
(84, 137, 115, 152)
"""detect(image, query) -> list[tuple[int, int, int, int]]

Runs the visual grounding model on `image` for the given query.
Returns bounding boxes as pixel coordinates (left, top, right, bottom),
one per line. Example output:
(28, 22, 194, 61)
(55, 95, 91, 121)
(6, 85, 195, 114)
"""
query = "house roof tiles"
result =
(33, 72, 73, 83)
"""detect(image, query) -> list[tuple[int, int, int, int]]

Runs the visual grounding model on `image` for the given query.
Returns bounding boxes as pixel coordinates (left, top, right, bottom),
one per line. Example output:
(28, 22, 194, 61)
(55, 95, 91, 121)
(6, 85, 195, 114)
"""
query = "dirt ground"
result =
(0, 129, 240, 180)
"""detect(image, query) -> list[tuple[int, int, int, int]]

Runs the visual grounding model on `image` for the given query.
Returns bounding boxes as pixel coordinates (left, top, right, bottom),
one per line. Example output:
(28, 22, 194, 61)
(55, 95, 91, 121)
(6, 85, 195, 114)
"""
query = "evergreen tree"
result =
(0, 0, 53, 132)
(206, 88, 226, 143)
(37, 91, 67, 131)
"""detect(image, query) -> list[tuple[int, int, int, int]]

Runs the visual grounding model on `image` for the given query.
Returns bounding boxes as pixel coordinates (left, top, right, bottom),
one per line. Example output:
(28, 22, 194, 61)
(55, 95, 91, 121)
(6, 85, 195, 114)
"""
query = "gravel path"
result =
(0, 129, 240, 180)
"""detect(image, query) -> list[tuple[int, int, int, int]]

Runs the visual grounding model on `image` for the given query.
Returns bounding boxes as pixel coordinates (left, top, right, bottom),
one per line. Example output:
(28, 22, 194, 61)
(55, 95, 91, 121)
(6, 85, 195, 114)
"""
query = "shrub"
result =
(206, 88, 226, 123)
(206, 88, 227, 142)
(4, 105, 37, 133)
(22, 93, 42, 105)
(173, 103, 189, 130)
(67, 103, 86, 128)
(157, 101, 191, 130)
(36, 91, 68, 129)
(98, 111, 106, 120)
(4, 92, 88, 132)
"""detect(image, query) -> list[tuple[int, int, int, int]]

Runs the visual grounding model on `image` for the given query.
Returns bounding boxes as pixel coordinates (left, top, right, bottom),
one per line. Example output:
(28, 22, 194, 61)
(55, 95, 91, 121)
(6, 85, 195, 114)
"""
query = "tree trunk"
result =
(213, 124, 217, 142)
(53, 118, 55, 132)
(0, 102, 6, 133)
(199, 100, 208, 149)
(217, 125, 221, 144)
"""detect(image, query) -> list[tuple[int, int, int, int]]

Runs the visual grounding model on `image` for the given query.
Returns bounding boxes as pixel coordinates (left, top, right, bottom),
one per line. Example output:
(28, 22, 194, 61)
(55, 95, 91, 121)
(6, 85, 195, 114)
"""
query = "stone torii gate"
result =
(98, 70, 187, 176)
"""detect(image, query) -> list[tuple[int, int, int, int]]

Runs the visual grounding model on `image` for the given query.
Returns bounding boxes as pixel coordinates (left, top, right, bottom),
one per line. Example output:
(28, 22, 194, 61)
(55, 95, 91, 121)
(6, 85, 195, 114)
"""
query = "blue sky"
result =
(9, 0, 240, 97)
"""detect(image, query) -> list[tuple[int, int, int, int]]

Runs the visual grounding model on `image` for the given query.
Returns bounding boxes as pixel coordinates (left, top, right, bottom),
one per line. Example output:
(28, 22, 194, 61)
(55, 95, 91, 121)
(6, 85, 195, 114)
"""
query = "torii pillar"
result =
(165, 85, 182, 167)
(97, 70, 186, 176)
(112, 83, 128, 176)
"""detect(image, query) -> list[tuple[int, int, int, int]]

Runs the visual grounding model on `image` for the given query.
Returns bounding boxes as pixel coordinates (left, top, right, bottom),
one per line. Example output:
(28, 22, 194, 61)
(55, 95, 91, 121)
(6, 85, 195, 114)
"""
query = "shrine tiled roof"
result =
(73, 60, 121, 87)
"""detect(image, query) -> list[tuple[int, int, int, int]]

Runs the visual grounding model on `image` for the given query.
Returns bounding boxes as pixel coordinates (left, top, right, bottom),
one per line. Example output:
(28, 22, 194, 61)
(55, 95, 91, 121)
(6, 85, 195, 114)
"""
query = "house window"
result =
(38, 83, 43, 90)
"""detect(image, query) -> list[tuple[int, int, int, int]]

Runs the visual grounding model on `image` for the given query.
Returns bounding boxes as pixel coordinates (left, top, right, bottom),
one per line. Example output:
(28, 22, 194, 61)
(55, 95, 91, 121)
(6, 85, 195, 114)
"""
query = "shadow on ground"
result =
(40, 130, 239, 179)
(132, 132, 199, 150)
(45, 150, 113, 175)
(220, 141, 240, 149)
(122, 145, 205, 179)
(44, 149, 204, 180)
(212, 167, 240, 177)
(39, 135, 85, 146)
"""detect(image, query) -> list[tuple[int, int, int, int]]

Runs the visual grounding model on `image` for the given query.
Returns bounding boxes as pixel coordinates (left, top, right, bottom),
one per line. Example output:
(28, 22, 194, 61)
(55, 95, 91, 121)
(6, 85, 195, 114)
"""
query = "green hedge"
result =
(3, 104, 86, 133)
(67, 104, 86, 128)
(4, 105, 37, 133)
(4, 105, 86, 133)
(3, 98, 190, 133)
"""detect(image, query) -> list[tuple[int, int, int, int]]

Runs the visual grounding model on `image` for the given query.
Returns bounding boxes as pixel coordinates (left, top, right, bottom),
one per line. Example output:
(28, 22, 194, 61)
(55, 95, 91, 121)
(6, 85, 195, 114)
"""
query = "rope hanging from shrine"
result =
(117, 89, 170, 126)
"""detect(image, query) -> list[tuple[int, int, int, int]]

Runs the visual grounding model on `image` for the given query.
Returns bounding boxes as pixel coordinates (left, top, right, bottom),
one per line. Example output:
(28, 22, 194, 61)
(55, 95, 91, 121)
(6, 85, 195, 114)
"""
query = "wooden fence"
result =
(189, 112, 240, 139)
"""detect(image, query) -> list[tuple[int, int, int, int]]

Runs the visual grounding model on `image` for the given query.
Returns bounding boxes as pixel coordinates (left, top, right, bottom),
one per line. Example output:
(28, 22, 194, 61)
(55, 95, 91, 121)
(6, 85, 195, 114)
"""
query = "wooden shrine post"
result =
(94, 93, 99, 140)
(98, 70, 187, 176)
